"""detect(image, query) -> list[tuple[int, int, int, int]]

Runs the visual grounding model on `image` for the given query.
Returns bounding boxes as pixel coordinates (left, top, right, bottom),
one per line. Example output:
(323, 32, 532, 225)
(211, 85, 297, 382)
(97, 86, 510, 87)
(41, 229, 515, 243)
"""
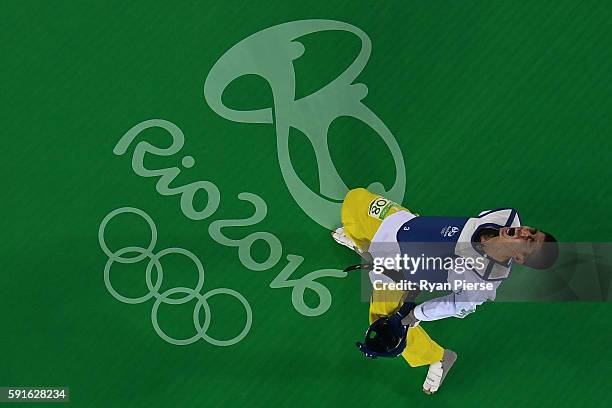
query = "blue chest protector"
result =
(395, 216, 469, 283)
(393, 208, 521, 282)
(396, 216, 469, 244)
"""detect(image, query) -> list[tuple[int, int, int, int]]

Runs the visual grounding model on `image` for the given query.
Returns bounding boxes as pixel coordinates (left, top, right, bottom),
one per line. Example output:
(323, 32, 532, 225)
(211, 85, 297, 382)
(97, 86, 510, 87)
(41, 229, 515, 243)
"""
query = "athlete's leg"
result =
(340, 188, 406, 251)
(369, 290, 455, 393)
(368, 289, 444, 367)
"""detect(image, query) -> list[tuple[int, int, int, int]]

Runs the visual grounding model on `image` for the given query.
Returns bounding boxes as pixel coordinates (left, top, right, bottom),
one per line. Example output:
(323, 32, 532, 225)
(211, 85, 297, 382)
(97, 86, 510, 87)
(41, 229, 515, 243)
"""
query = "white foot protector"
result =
(423, 349, 457, 395)
(331, 227, 361, 254)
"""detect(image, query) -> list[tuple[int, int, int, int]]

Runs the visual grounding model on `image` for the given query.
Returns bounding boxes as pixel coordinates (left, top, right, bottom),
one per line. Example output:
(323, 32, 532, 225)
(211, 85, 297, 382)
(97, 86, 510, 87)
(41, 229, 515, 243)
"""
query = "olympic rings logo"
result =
(98, 207, 253, 346)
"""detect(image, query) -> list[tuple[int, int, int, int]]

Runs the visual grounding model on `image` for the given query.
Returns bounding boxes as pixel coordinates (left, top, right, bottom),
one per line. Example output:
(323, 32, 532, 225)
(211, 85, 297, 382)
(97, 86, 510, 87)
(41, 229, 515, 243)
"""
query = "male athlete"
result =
(332, 188, 559, 395)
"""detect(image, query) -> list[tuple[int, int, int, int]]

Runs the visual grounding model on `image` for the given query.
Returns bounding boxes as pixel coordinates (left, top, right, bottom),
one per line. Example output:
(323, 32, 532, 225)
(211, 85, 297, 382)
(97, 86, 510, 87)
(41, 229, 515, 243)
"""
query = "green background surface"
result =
(2, 1, 611, 407)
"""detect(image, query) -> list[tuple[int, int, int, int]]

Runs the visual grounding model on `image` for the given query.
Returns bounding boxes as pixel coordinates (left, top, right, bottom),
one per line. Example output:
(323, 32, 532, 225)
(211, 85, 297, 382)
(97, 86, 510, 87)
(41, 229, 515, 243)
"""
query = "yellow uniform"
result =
(342, 188, 444, 367)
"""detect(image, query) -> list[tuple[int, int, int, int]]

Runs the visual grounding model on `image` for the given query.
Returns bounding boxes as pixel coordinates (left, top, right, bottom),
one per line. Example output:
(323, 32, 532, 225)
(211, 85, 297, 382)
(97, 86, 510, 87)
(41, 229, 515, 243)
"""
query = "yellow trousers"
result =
(342, 188, 444, 367)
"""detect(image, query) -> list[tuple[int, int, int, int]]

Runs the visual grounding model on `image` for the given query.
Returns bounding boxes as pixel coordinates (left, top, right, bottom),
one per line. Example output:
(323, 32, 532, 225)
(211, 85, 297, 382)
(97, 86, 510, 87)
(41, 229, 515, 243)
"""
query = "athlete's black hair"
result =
(524, 232, 559, 269)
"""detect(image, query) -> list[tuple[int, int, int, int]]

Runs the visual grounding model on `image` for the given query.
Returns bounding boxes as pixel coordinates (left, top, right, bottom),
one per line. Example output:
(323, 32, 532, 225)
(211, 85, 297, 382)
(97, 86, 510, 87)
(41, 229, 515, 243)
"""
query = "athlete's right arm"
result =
(412, 291, 484, 321)
(412, 278, 500, 321)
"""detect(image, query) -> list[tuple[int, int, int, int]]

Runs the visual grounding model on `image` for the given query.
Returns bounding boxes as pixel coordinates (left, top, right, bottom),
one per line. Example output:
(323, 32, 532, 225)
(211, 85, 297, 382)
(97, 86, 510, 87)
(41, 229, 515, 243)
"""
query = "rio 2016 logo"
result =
(204, 19, 405, 228)
(98, 19, 406, 346)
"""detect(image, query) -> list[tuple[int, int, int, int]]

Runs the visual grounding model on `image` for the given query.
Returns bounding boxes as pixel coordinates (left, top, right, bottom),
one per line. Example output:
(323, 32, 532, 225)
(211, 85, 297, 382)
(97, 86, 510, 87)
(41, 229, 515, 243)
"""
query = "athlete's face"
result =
(497, 226, 546, 264)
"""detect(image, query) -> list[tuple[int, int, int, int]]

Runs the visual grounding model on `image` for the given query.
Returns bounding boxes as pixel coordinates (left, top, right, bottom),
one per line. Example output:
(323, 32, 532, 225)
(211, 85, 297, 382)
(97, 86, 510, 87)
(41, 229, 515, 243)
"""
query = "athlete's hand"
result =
(401, 309, 420, 327)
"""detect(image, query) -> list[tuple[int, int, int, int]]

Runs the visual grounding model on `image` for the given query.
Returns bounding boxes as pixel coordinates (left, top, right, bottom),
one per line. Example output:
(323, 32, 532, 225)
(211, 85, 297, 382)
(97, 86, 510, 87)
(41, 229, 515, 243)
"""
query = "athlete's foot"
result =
(331, 227, 361, 254)
(423, 349, 457, 395)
